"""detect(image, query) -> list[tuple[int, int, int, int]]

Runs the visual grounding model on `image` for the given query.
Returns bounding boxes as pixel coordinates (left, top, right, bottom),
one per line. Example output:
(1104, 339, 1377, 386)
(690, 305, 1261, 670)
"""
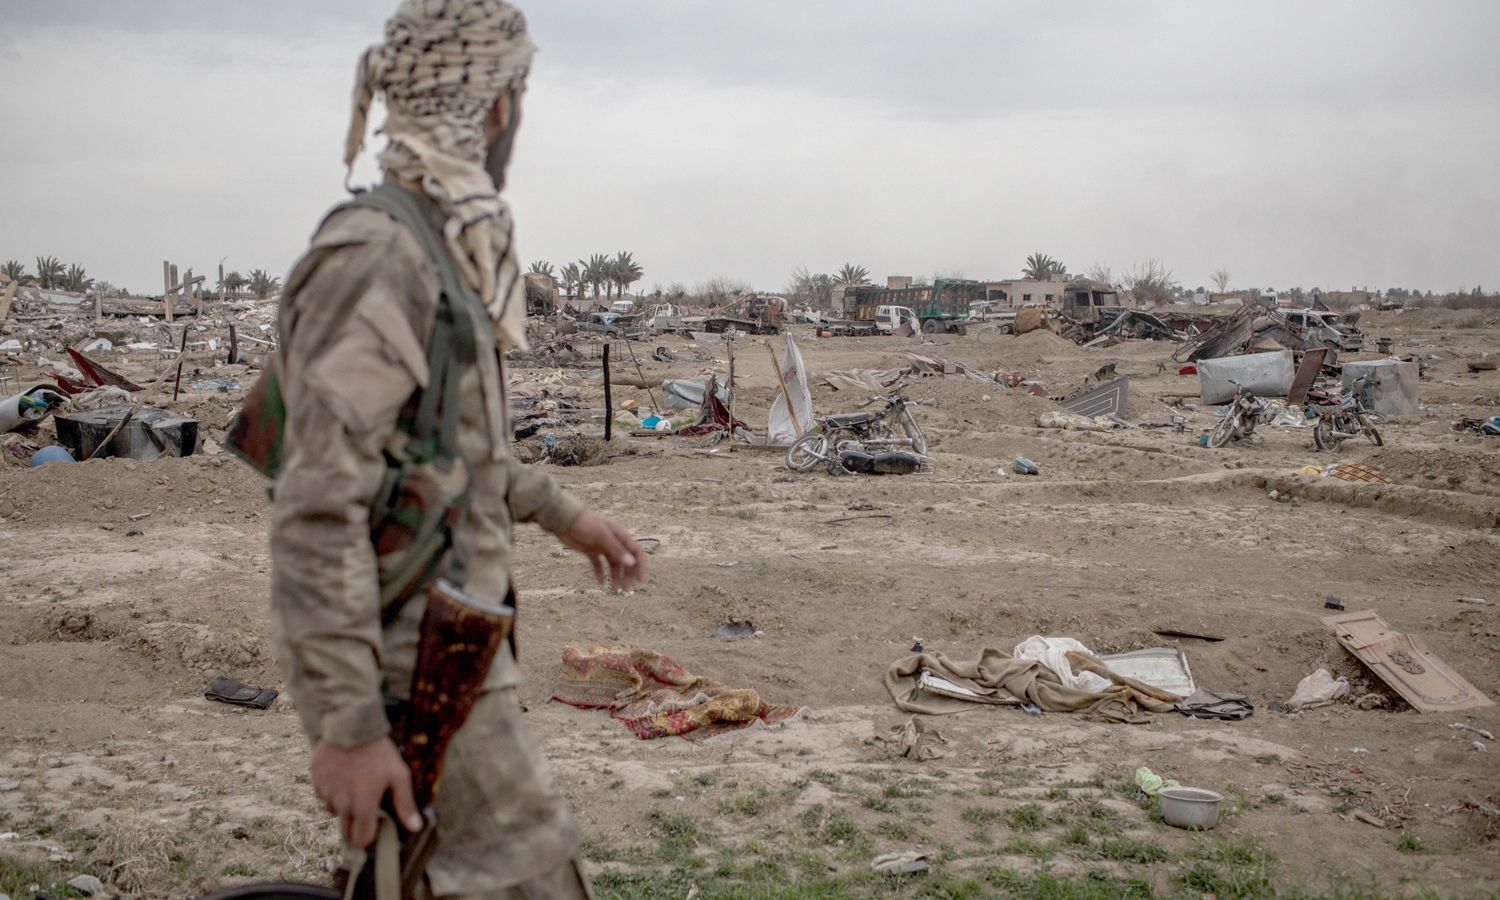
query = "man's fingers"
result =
(387, 769, 423, 833)
(589, 553, 605, 585)
(348, 795, 379, 848)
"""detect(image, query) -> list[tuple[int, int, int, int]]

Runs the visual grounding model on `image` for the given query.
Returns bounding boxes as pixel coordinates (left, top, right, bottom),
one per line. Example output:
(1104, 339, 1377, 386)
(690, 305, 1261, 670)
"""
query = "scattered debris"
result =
(711, 619, 759, 641)
(1012, 456, 1039, 475)
(1286, 668, 1350, 711)
(871, 851, 931, 875)
(1450, 723, 1495, 741)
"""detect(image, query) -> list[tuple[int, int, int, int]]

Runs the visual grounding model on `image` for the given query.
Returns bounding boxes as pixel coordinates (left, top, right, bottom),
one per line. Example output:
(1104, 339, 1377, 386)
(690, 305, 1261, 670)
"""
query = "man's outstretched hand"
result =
(560, 509, 645, 591)
(311, 736, 423, 847)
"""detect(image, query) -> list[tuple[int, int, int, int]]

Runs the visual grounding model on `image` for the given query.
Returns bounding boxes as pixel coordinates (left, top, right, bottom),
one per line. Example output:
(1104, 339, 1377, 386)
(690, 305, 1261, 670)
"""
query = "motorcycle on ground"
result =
(1305, 376, 1383, 452)
(1206, 379, 1268, 448)
(785, 391, 930, 474)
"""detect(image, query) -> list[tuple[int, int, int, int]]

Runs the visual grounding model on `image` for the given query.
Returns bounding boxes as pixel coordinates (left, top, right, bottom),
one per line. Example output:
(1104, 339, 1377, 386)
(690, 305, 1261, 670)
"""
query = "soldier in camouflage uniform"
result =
(269, 2, 644, 896)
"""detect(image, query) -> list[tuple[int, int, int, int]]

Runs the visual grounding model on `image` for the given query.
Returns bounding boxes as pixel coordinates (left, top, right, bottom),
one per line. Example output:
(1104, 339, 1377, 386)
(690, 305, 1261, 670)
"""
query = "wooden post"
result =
(767, 342, 803, 439)
(624, 338, 660, 412)
(726, 333, 735, 451)
(0, 280, 17, 323)
(227, 322, 239, 365)
(171, 327, 189, 401)
(602, 343, 613, 441)
(94, 290, 102, 323)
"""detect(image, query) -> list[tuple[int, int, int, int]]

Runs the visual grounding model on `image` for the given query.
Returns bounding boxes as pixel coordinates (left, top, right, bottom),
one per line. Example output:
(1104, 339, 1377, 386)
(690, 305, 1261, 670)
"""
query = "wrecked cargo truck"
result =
(844, 279, 981, 335)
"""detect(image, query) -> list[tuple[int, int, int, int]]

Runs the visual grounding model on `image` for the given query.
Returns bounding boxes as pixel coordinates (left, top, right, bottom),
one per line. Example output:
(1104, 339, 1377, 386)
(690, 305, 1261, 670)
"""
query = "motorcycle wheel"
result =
(1364, 422, 1384, 446)
(785, 433, 829, 472)
(900, 409, 928, 455)
(1207, 417, 1235, 448)
(1313, 418, 1341, 452)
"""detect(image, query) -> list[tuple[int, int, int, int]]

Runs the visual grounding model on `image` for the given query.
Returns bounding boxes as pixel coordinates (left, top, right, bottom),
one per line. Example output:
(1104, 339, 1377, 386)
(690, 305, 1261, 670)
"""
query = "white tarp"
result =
(1013, 636, 1112, 693)
(767, 334, 815, 446)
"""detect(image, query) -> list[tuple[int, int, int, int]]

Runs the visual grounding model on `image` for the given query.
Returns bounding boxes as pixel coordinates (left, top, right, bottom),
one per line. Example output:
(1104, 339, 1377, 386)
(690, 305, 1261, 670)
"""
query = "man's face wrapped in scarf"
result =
(344, 0, 537, 350)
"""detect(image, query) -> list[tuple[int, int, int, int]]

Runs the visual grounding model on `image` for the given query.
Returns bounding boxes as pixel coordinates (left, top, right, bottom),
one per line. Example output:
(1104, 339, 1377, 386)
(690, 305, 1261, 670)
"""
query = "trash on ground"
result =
(0, 385, 68, 433)
(1286, 668, 1350, 711)
(1451, 722, 1495, 741)
(1012, 456, 1039, 475)
(28, 445, 75, 467)
(711, 619, 759, 641)
(54, 405, 199, 461)
(1176, 691, 1254, 720)
(885, 716, 949, 760)
(1159, 786, 1223, 830)
(1133, 766, 1179, 796)
(204, 674, 279, 710)
(871, 851, 931, 875)
(1323, 461, 1394, 484)
(888, 646, 1185, 724)
(1322, 609, 1495, 713)
(552, 644, 803, 740)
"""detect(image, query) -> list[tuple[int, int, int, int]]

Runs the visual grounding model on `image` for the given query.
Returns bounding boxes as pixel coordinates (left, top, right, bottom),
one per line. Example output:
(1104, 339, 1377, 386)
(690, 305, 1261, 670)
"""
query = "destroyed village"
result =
(1, 3, 1497, 900)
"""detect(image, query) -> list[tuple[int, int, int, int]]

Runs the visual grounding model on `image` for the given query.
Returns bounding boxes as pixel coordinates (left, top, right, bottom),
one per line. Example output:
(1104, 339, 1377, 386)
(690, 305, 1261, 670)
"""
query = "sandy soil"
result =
(2, 308, 1498, 897)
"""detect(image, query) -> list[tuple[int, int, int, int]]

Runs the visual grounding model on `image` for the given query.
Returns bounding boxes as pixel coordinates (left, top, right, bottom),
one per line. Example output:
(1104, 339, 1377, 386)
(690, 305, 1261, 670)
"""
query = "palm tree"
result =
(34, 256, 65, 289)
(558, 262, 582, 302)
(223, 271, 247, 297)
(1022, 253, 1067, 281)
(247, 268, 282, 300)
(63, 264, 94, 293)
(528, 260, 555, 279)
(834, 263, 870, 286)
(612, 251, 643, 298)
(2, 260, 25, 281)
(584, 254, 611, 301)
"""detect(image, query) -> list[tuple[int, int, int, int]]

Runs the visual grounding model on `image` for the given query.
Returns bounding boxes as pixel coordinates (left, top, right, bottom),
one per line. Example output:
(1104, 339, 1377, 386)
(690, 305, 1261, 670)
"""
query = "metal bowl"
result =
(1159, 786, 1223, 829)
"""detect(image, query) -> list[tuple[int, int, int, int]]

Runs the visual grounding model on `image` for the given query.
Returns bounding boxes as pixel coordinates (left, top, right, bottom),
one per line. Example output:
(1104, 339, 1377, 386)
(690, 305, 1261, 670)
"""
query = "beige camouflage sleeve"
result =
(502, 453, 584, 536)
(271, 236, 428, 748)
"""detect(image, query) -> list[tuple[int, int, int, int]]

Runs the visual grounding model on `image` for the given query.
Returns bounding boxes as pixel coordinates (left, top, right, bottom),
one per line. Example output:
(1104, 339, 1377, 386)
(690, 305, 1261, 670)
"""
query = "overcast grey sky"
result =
(2, 1, 1497, 296)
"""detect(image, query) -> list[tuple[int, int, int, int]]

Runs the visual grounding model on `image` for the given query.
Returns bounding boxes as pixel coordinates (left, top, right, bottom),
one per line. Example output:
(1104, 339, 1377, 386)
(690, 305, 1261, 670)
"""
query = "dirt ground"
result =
(2, 308, 1499, 898)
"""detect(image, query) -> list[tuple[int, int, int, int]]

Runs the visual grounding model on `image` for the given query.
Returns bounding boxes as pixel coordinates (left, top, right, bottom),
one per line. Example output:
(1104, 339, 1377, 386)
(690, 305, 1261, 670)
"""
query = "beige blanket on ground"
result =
(885, 648, 1181, 723)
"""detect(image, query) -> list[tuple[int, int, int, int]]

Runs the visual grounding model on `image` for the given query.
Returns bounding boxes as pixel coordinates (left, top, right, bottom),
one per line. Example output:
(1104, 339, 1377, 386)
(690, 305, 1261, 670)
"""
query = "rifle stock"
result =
(359, 579, 515, 900)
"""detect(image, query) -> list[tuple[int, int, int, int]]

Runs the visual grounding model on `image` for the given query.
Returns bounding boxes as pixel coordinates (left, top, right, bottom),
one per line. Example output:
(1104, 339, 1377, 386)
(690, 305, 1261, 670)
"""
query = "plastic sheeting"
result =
(767, 335, 815, 446)
(659, 377, 731, 412)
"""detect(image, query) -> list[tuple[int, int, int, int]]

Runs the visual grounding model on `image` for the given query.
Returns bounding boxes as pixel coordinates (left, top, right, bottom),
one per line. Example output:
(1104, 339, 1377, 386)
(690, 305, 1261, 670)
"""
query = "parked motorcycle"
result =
(1305, 376, 1383, 451)
(785, 391, 929, 473)
(1206, 380, 1267, 448)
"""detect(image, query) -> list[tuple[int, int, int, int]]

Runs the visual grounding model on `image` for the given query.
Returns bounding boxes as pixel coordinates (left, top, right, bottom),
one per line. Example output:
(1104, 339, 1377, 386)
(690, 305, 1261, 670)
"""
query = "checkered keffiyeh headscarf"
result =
(344, 0, 536, 349)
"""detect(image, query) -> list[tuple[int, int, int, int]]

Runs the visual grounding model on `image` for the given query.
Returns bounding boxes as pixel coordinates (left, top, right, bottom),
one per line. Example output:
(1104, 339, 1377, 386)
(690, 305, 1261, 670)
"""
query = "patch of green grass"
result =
(1099, 837, 1169, 863)
(717, 788, 772, 817)
(822, 813, 859, 845)
(861, 794, 896, 814)
(808, 769, 840, 786)
(0, 851, 92, 898)
(997, 836, 1053, 860)
(1006, 803, 1046, 831)
(646, 810, 704, 867)
(1396, 832, 1425, 854)
(1176, 837, 1279, 898)
(881, 779, 931, 799)
(219, 862, 257, 877)
(874, 821, 914, 841)
(1060, 823, 1092, 847)
(960, 805, 1005, 827)
(1047, 785, 1072, 801)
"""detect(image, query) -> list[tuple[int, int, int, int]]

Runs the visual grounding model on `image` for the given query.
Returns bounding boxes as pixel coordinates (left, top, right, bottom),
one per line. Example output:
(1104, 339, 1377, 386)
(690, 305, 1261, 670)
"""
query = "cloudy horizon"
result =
(2, 0, 1497, 297)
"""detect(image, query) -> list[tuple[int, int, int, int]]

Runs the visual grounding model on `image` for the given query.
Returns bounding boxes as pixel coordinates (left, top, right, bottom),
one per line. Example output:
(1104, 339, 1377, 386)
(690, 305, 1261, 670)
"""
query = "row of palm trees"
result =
(1, 258, 282, 300)
(220, 269, 282, 300)
(528, 252, 642, 302)
(4, 257, 95, 293)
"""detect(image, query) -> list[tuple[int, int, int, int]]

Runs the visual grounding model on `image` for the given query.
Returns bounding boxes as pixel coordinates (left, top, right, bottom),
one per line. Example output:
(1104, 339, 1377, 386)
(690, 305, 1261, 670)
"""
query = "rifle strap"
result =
(343, 814, 402, 900)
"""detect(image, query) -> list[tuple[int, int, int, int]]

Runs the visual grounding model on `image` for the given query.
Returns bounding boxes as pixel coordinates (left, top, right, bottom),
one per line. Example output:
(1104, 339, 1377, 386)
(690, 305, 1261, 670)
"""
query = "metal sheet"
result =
(1098, 647, 1196, 698)
(1285, 347, 1329, 406)
(1342, 360, 1419, 417)
(1197, 350, 1295, 404)
(1059, 376, 1130, 418)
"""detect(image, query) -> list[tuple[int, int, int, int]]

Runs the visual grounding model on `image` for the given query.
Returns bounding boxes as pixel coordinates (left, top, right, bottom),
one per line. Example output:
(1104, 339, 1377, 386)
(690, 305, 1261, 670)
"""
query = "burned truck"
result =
(843, 279, 981, 335)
